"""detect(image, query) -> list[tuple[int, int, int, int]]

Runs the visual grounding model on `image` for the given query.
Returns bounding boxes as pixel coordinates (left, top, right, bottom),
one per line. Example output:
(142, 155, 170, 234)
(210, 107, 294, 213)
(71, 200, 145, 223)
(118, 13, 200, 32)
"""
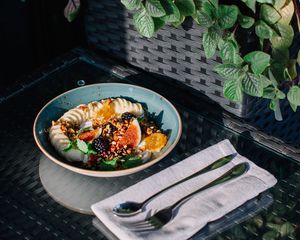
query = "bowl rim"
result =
(33, 83, 182, 177)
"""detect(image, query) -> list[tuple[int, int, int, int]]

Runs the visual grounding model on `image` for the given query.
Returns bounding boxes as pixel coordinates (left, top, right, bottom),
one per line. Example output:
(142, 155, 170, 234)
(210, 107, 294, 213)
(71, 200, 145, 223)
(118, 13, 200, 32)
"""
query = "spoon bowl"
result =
(112, 154, 236, 217)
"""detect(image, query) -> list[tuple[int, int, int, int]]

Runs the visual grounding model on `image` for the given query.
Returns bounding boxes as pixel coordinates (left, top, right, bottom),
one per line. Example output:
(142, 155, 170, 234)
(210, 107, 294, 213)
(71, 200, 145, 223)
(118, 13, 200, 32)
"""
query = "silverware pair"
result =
(113, 154, 249, 231)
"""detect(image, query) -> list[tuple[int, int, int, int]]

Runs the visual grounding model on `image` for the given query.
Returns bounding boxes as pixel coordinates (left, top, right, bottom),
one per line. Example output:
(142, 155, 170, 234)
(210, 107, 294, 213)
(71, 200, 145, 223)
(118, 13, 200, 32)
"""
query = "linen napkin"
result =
(91, 139, 277, 240)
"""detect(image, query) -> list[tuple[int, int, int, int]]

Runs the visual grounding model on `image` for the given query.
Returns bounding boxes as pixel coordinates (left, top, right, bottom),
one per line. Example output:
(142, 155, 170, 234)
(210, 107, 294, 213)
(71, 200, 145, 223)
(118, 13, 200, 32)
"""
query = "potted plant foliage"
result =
(115, 0, 300, 120)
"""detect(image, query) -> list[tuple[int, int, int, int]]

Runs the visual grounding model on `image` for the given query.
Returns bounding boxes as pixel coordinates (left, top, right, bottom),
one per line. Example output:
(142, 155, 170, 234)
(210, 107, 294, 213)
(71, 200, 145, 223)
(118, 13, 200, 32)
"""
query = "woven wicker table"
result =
(0, 49, 300, 240)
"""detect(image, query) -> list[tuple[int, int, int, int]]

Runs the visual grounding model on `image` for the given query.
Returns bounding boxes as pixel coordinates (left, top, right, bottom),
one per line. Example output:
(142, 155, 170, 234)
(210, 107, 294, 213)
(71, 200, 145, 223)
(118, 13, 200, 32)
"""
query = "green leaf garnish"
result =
(63, 142, 74, 152)
(87, 143, 97, 155)
(76, 139, 89, 154)
(99, 158, 118, 171)
(122, 155, 143, 168)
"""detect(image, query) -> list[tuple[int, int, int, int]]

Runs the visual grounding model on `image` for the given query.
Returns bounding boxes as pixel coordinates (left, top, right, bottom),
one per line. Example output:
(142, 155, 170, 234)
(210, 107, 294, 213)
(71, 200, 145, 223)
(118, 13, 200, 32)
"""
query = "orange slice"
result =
(143, 132, 167, 152)
(96, 100, 115, 123)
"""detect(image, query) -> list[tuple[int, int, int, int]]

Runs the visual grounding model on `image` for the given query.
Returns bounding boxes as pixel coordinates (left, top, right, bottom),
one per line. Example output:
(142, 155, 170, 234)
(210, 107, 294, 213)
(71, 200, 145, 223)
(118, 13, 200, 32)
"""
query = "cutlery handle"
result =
(142, 154, 236, 207)
(170, 162, 250, 209)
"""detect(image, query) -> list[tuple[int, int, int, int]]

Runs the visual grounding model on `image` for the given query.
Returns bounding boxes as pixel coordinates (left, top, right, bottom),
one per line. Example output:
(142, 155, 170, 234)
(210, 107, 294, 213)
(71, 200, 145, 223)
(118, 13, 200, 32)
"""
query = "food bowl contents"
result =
(49, 98, 168, 170)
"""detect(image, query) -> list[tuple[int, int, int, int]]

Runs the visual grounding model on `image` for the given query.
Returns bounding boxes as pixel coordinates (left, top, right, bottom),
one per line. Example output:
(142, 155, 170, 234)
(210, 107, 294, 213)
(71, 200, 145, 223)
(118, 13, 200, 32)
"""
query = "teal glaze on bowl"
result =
(33, 83, 182, 177)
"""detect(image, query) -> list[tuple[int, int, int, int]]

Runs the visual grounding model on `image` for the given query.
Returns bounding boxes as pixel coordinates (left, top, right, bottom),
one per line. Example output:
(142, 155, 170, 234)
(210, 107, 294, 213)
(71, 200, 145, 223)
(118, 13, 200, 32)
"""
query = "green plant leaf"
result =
(160, 0, 180, 22)
(251, 215, 263, 228)
(266, 222, 282, 232)
(255, 20, 274, 39)
(202, 1, 217, 18)
(244, 51, 271, 74)
(260, 4, 281, 25)
(172, 14, 185, 27)
(214, 64, 244, 78)
(270, 62, 286, 83)
(153, 17, 166, 31)
(297, 50, 300, 65)
(202, 28, 219, 58)
(274, 0, 286, 10)
(287, 60, 297, 79)
(174, 0, 196, 16)
(76, 139, 88, 154)
(145, 0, 166, 17)
(206, 0, 218, 8)
(277, 0, 294, 25)
(121, 0, 141, 10)
(287, 86, 300, 105)
(65, 6, 81, 23)
(133, 9, 155, 38)
(256, 0, 273, 3)
(242, 73, 264, 97)
(268, 69, 279, 86)
(271, 22, 294, 50)
(220, 40, 238, 63)
(272, 48, 289, 65)
(263, 86, 277, 99)
(197, 10, 213, 27)
(238, 14, 255, 28)
(241, 0, 256, 13)
(259, 74, 273, 87)
(217, 5, 239, 29)
(223, 78, 243, 102)
(290, 102, 298, 112)
(193, 0, 202, 10)
(99, 158, 118, 171)
(280, 222, 295, 237)
(263, 230, 279, 240)
(276, 89, 286, 99)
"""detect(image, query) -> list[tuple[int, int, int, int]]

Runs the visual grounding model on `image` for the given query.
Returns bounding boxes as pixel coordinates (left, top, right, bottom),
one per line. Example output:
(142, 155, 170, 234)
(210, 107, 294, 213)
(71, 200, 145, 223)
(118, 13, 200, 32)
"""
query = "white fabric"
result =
(91, 139, 277, 240)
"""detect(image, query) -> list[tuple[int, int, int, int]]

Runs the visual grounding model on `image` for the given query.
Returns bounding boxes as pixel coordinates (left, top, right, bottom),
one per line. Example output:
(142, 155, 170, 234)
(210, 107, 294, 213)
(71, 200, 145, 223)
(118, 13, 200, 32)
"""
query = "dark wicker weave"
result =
(84, 0, 257, 118)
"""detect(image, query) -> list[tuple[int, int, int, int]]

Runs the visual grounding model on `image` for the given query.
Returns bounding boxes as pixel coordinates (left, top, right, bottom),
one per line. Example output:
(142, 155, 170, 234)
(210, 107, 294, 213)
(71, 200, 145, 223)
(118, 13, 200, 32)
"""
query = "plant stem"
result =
(232, 23, 239, 34)
(279, 75, 300, 90)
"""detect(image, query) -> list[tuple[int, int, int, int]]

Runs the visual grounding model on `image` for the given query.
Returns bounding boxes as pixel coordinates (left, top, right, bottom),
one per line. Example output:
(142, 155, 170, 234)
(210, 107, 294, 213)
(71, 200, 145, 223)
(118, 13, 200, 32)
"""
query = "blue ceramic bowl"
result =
(33, 83, 182, 177)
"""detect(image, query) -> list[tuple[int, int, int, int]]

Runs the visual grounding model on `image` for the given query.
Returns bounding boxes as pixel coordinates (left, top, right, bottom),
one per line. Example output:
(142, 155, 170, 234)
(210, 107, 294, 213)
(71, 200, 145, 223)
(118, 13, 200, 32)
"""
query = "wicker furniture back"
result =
(85, 0, 255, 118)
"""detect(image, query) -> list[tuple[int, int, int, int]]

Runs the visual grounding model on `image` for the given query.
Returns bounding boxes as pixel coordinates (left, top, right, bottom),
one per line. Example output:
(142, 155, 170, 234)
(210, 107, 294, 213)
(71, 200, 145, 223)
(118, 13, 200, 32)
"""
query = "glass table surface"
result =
(0, 49, 299, 240)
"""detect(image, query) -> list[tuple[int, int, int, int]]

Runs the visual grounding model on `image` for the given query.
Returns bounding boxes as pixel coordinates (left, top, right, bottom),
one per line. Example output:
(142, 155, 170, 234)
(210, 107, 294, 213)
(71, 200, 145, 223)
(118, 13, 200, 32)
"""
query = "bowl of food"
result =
(33, 83, 182, 177)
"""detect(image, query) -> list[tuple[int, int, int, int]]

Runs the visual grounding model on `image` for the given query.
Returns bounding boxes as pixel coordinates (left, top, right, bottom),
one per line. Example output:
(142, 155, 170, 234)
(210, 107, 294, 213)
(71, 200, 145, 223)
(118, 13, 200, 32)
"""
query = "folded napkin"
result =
(91, 139, 277, 240)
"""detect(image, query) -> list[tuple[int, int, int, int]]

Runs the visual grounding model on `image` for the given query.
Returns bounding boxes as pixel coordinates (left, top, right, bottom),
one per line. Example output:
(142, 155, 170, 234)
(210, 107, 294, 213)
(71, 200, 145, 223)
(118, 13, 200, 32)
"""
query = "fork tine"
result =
(131, 225, 156, 232)
(124, 221, 151, 229)
(133, 221, 152, 227)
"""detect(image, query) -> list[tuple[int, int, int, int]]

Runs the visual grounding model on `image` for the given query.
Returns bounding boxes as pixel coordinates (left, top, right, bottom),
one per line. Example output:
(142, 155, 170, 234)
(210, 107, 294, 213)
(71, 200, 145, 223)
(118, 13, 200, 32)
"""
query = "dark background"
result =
(0, 0, 85, 87)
